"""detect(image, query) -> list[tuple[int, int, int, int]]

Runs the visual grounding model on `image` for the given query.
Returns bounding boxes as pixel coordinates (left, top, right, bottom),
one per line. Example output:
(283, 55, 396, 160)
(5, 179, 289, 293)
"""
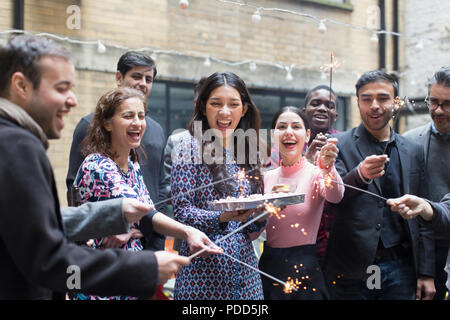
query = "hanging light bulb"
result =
(318, 20, 327, 34)
(97, 40, 106, 54)
(203, 56, 211, 68)
(286, 69, 293, 82)
(178, 0, 189, 10)
(415, 40, 424, 50)
(252, 9, 261, 24)
(370, 32, 379, 43)
(249, 61, 256, 71)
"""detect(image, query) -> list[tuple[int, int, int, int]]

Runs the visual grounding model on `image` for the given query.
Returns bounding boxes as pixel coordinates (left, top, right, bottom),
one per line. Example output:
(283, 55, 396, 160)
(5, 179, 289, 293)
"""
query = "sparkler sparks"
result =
(264, 202, 284, 220)
(320, 52, 340, 129)
(320, 51, 340, 73)
(235, 168, 251, 197)
(283, 277, 299, 294)
(221, 251, 297, 292)
(323, 172, 335, 189)
(382, 96, 407, 155)
(153, 167, 259, 207)
(392, 96, 406, 114)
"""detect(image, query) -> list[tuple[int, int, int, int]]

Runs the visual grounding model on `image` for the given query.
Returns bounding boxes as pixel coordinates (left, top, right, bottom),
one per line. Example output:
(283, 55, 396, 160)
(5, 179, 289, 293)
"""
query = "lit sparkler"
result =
(320, 52, 340, 131)
(189, 208, 270, 259)
(221, 251, 298, 292)
(153, 167, 258, 208)
(264, 201, 284, 220)
(382, 96, 407, 155)
(319, 172, 388, 201)
(323, 172, 335, 189)
(236, 168, 248, 197)
(283, 277, 300, 294)
(189, 201, 287, 259)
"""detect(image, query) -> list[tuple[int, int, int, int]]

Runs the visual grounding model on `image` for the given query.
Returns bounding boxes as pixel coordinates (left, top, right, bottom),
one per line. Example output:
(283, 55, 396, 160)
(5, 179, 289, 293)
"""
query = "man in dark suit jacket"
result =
(66, 51, 169, 251)
(323, 70, 435, 300)
(403, 66, 450, 300)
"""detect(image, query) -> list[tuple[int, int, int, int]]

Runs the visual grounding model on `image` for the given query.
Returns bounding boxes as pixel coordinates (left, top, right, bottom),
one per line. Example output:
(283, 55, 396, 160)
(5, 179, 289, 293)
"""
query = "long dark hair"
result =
(187, 72, 263, 197)
(81, 87, 147, 163)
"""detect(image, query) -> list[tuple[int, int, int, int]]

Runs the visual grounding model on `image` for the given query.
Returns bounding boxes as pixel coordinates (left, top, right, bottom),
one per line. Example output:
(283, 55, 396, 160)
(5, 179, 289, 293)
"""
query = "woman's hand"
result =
(184, 226, 223, 257)
(318, 138, 339, 169)
(219, 209, 254, 223)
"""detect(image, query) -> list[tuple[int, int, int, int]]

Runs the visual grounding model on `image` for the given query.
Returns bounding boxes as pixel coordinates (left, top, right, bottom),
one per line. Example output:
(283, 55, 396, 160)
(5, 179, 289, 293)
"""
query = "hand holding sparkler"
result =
(304, 132, 328, 164)
(357, 154, 389, 182)
(184, 226, 223, 257)
(386, 195, 434, 221)
(317, 137, 339, 169)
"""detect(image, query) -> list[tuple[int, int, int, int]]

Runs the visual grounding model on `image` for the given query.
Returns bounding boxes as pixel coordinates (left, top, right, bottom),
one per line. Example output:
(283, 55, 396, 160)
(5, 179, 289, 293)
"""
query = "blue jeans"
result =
(327, 258, 416, 300)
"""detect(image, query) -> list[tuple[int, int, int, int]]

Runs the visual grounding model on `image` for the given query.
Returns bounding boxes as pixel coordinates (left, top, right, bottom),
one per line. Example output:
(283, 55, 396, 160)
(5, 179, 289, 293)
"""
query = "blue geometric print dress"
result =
(72, 152, 152, 300)
(171, 137, 265, 300)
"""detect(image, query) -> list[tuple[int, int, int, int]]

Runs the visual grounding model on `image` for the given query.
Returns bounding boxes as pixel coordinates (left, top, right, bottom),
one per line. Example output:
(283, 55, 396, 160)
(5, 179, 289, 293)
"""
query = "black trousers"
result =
(258, 243, 329, 300)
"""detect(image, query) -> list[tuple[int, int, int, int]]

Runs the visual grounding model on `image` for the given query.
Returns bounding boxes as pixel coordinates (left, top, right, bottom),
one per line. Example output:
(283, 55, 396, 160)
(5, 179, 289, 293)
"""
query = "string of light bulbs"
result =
(211, 0, 434, 45)
(179, 0, 434, 51)
(2, 0, 432, 85)
(0, 28, 340, 81)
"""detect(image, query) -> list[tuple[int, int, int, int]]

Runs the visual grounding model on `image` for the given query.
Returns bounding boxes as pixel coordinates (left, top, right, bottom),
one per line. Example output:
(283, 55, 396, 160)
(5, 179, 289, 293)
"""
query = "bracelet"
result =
(357, 164, 373, 184)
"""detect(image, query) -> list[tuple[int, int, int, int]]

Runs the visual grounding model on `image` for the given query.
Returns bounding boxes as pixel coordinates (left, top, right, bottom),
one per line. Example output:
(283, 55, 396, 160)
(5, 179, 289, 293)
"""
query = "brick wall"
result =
(401, 0, 450, 132)
(1, 0, 392, 206)
(0, 1, 12, 30)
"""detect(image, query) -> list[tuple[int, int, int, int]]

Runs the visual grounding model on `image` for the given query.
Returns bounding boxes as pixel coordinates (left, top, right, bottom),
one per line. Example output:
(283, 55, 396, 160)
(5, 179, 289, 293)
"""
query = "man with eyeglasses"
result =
(323, 70, 435, 300)
(403, 66, 450, 300)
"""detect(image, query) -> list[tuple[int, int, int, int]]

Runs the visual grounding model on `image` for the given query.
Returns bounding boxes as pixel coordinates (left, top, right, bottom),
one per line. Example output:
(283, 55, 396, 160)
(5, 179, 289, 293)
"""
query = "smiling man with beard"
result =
(323, 70, 436, 300)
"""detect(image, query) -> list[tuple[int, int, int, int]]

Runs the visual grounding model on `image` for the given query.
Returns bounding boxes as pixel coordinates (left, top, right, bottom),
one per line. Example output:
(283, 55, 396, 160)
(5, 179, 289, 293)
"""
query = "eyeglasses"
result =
(425, 97, 450, 112)
(308, 99, 336, 110)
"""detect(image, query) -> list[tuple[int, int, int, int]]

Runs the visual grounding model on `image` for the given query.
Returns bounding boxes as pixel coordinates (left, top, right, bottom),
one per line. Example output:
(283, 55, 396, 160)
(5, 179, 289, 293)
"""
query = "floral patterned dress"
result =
(171, 137, 265, 300)
(72, 152, 152, 300)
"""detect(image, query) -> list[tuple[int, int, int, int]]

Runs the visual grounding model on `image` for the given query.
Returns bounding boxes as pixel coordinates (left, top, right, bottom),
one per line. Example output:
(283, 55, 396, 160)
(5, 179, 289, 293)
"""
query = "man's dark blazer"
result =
(323, 123, 435, 280)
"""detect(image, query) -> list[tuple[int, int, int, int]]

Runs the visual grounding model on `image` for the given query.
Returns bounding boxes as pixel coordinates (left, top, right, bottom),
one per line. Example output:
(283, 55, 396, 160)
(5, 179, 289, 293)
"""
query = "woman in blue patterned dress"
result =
(171, 72, 267, 300)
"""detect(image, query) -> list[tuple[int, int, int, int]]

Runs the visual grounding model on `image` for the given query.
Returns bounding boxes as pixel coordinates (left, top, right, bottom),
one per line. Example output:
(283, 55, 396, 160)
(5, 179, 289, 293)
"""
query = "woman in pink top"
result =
(256, 106, 344, 300)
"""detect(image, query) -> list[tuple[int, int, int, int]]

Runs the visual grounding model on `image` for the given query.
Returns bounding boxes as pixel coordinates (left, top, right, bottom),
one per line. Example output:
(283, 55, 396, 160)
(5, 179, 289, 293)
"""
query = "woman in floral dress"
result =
(72, 87, 150, 300)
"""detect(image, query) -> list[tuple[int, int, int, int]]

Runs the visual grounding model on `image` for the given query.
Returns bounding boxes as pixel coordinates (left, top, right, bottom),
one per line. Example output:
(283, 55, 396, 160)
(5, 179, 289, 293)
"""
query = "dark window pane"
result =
(250, 92, 280, 130)
(334, 97, 348, 132)
(284, 95, 306, 109)
(169, 86, 195, 133)
(147, 82, 167, 135)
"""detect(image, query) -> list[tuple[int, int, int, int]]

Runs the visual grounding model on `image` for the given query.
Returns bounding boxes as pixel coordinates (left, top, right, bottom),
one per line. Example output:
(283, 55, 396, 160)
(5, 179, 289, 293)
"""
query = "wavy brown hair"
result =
(81, 87, 147, 163)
